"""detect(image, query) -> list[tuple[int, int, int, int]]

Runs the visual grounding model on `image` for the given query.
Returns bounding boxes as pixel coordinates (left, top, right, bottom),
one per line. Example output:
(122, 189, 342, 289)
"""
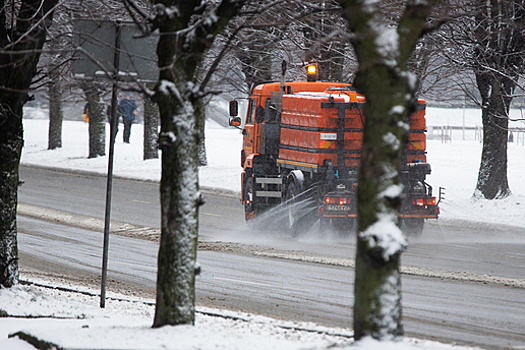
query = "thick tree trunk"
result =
(474, 76, 512, 199)
(0, 106, 22, 288)
(152, 2, 200, 326)
(48, 74, 63, 150)
(153, 96, 200, 326)
(0, 0, 58, 288)
(143, 97, 159, 160)
(87, 95, 106, 158)
(471, 0, 521, 200)
(151, 0, 245, 327)
(338, 0, 435, 340)
(352, 66, 406, 340)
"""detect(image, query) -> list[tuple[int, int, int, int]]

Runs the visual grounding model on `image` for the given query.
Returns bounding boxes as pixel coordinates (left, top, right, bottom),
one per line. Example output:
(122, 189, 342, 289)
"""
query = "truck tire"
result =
(285, 181, 300, 231)
(402, 218, 424, 236)
(244, 177, 254, 214)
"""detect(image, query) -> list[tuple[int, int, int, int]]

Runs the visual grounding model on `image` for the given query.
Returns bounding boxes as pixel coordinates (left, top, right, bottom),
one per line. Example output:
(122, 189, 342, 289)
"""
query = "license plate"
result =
(326, 205, 350, 211)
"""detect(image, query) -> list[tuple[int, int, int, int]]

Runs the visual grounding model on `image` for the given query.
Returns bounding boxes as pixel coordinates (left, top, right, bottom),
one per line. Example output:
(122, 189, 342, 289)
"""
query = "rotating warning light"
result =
(307, 64, 318, 81)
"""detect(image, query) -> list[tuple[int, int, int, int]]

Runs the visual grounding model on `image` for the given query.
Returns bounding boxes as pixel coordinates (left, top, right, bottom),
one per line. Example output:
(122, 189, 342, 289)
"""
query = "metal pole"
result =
(101, 21, 121, 308)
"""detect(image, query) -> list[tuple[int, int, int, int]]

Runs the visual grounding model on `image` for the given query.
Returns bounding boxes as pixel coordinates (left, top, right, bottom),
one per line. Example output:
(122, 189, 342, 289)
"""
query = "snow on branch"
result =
(159, 79, 183, 104)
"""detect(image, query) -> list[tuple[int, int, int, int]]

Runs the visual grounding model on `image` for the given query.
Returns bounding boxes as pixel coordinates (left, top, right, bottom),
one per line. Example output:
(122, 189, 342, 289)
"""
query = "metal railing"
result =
(427, 125, 525, 145)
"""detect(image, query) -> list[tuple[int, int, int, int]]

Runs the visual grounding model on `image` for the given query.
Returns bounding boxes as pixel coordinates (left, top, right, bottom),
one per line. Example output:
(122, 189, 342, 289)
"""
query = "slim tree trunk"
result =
(48, 74, 63, 150)
(196, 98, 208, 166)
(81, 82, 106, 158)
(143, 97, 159, 160)
(87, 94, 106, 158)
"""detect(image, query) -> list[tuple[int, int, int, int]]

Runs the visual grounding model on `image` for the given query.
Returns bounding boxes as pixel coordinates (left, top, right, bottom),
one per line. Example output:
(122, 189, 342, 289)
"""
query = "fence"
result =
(427, 125, 525, 145)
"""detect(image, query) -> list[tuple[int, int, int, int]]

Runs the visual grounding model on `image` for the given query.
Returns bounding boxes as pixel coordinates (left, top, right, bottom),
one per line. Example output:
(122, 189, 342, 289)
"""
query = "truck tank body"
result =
(278, 89, 427, 168)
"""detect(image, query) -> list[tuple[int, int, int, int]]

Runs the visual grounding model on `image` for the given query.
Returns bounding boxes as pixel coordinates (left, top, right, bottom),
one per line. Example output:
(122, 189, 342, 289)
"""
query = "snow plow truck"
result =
(229, 63, 442, 235)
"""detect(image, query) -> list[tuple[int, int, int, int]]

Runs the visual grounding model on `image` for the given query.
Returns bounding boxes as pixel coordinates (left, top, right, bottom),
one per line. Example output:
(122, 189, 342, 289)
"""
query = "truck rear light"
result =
(412, 198, 436, 206)
(325, 196, 351, 205)
(413, 198, 424, 207)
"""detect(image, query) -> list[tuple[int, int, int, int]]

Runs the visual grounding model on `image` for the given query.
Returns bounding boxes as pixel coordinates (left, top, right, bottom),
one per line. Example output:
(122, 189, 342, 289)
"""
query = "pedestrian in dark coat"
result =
(119, 93, 137, 143)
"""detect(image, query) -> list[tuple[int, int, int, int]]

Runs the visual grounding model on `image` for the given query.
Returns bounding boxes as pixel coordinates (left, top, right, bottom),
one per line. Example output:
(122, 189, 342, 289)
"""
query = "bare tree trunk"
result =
(152, 5, 199, 328)
(87, 95, 106, 158)
(474, 76, 512, 199)
(0, 106, 22, 288)
(48, 73, 63, 150)
(143, 97, 159, 160)
(0, 0, 59, 288)
(320, 44, 345, 81)
(196, 98, 208, 167)
(471, 0, 524, 199)
(154, 95, 200, 326)
(338, 0, 436, 340)
(150, 0, 246, 327)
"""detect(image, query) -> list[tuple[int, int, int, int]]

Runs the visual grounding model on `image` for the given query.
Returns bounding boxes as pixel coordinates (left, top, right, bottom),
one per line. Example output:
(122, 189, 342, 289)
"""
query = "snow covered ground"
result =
(2, 105, 521, 349)
(2, 278, 482, 350)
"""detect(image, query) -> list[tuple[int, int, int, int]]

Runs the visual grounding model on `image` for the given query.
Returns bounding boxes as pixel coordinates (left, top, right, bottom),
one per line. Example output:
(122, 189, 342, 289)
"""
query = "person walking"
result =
(119, 93, 137, 143)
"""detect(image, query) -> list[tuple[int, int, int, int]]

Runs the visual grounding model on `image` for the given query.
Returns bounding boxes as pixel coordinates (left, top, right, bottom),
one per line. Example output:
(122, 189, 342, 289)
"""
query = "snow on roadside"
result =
(0, 278, 483, 350)
(0, 280, 350, 350)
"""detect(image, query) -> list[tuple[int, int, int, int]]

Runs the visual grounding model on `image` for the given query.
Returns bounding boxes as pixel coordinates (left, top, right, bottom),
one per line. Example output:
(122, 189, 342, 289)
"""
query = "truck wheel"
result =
(402, 218, 424, 236)
(244, 177, 254, 214)
(285, 181, 299, 231)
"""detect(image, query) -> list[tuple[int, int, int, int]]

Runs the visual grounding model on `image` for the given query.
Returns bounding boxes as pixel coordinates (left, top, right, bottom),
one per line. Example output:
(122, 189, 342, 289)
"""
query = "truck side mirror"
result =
(229, 116, 241, 128)
(229, 101, 238, 117)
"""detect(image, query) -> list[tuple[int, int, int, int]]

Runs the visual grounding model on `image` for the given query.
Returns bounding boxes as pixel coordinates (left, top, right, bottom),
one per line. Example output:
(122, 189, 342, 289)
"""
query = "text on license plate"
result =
(325, 205, 350, 211)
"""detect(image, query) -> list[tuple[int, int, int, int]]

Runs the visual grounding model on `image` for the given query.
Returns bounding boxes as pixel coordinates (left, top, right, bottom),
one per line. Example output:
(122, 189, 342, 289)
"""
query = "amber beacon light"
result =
(306, 64, 318, 81)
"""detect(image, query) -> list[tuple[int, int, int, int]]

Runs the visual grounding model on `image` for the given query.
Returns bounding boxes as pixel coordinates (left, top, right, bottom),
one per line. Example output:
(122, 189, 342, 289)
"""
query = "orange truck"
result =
(229, 64, 442, 235)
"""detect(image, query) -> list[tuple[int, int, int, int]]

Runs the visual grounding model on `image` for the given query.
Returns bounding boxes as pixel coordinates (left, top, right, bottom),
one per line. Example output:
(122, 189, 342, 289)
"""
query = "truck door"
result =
(243, 98, 258, 159)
